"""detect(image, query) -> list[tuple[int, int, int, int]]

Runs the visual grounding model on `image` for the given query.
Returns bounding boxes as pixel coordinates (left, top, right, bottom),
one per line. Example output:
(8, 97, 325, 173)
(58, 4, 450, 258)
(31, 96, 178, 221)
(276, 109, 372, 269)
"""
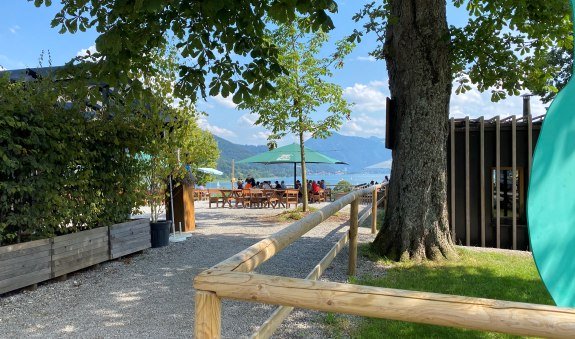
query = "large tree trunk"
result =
(373, 0, 455, 261)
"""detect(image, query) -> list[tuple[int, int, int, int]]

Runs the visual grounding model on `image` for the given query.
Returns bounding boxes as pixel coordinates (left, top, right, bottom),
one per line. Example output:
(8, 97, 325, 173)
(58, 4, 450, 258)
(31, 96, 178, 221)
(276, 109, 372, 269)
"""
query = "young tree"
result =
(138, 45, 219, 222)
(352, 0, 572, 261)
(238, 20, 351, 211)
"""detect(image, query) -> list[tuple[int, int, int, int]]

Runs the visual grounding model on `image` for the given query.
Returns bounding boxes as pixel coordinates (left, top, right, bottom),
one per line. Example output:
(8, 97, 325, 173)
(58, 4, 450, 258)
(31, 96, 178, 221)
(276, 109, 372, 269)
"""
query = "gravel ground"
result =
(0, 200, 377, 338)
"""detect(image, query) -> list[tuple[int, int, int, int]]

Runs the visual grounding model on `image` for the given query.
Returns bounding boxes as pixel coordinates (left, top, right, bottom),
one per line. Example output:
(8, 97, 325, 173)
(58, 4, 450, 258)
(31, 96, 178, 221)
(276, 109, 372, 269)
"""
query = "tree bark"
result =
(373, 0, 455, 261)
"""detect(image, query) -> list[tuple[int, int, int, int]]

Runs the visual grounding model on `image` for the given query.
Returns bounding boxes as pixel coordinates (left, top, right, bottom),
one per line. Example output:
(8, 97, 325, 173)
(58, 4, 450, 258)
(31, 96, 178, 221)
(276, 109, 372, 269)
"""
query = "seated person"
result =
(311, 180, 320, 194)
(262, 181, 272, 189)
(275, 181, 282, 189)
(319, 179, 326, 189)
(237, 180, 243, 189)
(294, 180, 301, 190)
(244, 179, 252, 189)
(280, 180, 286, 189)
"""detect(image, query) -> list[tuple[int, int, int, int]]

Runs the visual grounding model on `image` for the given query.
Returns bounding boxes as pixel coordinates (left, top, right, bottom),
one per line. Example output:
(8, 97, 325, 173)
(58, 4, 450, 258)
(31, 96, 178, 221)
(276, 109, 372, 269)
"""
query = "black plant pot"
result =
(151, 220, 172, 248)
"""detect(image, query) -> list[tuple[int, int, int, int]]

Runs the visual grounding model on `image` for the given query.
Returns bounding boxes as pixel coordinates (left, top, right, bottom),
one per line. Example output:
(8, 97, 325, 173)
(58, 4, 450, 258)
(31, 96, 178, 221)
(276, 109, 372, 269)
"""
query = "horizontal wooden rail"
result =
(251, 232, 350, 339)
(211, 186, 377, 273)
(195, 271, 575, 338)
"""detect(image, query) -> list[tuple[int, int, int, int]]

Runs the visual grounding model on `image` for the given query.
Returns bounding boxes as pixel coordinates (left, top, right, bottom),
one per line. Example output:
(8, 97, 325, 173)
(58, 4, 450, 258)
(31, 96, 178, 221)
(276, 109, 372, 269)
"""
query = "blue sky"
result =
(0, 1, 548, 146)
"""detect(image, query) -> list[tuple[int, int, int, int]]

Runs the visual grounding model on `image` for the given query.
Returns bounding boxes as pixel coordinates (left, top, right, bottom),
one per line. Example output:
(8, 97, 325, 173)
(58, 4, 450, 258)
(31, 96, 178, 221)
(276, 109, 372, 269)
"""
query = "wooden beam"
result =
(496, 116, 501, 248)
(195, 291, 221, 339)
(465, 116, 470, 246)
(371, 186, 378, 234)
(450, 118, 456, 242)
(512, 115, 517, 250)
(348, 198, 359, 276)
(212, 186, 375, 273)
(251, 233, 350, 339)
(480, 116, 486, 247)
(195, 271, 575, 338)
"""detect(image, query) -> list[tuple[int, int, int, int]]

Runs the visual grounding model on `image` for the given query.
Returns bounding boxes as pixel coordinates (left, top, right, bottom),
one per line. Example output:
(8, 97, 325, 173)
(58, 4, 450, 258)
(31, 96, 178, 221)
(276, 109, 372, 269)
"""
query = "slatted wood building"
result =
(448, 114, 545, 250)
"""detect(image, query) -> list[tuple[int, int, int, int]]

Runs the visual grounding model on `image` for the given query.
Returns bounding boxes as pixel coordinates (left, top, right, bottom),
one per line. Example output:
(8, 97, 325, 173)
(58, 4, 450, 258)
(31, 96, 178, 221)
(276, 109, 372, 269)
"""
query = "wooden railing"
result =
(193, 183, 575, 338)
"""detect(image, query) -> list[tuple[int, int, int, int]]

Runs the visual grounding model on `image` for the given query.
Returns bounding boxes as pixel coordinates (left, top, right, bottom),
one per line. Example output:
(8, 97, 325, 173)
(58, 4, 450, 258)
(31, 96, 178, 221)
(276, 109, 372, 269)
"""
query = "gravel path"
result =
(0, 201, 377, 338)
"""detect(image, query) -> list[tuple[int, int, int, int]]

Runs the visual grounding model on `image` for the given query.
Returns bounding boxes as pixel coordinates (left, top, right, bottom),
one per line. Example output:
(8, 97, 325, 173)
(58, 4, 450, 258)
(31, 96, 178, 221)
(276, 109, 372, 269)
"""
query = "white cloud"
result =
(340, 113, 386, 137)
(252, 131, 271, 141)
(238, 113, 258, 127)
(366, 159, 392, 169)
(343, 83, 388, 112)
(213, 94, 237, 108)
(9, 25, 20, 34)
(0, 65, 6, 71)
(450, 83, 548, 119)
(197, 117, 236, 138)
(357, 56, 376, 62)
(76, 45, 98, 57)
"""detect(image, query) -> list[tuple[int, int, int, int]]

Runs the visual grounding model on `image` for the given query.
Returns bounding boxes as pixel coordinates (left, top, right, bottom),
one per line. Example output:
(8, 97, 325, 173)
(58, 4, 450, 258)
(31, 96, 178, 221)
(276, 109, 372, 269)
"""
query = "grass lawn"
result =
(326, 246, 554, 338)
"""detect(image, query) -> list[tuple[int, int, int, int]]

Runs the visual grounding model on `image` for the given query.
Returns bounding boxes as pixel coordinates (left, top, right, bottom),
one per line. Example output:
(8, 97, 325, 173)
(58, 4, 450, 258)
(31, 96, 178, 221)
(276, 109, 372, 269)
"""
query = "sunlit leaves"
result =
(38, 0, 339, 104)
(355, 0, 573, 102)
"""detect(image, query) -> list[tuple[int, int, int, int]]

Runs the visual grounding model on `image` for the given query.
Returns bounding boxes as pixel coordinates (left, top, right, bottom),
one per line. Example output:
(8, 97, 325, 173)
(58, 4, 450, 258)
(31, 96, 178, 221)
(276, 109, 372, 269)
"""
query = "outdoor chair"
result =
(309, 189, 326, 203)
(283, 189, 299, 208)
(235, 189, 251, 208)
(208, 189, 223, 208)
(248, 189, 266, 208)
(219, 189, 235, 208)
(263, 189, 280, 208)
(194, 189, 209, 201)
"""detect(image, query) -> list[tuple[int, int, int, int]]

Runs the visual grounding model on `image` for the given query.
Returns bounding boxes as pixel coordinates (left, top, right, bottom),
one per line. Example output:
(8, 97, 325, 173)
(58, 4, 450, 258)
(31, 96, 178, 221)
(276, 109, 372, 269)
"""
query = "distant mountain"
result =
(306, 132, 392, 173)
(214, 136, 293, 179)
(215, 132, 392, 179)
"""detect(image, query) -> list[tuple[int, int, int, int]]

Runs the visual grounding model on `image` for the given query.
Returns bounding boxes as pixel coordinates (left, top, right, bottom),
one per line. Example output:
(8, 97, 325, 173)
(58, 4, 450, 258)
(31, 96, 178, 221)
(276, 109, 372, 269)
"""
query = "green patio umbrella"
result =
(237, 143, 347, 186)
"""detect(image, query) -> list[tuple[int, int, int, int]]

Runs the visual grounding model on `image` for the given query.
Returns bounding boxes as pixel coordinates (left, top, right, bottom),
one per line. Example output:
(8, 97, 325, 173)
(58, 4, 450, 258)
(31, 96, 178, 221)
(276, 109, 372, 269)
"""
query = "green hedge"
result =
(0, 75, 147, 245)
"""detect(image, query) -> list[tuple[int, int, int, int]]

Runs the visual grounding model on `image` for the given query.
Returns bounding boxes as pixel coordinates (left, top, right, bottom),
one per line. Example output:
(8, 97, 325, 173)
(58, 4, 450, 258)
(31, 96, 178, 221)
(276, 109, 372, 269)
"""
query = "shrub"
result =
(0, 73, 149, 244)
(333, 180, 353, 193)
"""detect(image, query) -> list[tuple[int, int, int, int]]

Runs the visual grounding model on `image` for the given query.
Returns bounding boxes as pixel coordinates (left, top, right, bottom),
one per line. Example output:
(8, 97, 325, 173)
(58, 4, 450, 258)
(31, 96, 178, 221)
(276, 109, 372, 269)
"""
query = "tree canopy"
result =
(34, 0, 340, 102)
(352, 0, 573, 101)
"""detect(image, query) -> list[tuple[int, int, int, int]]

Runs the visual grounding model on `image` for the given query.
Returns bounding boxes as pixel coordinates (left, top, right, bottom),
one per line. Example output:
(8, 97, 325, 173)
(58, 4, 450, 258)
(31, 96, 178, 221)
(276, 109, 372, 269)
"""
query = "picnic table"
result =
(207, 189, 300, 209)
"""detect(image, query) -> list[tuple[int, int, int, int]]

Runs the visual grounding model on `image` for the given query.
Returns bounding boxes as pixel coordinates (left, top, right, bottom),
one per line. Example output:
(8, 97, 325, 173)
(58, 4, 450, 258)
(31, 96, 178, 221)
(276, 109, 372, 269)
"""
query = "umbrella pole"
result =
(293, 162, 296, 188)
(231, 159, 235, 189)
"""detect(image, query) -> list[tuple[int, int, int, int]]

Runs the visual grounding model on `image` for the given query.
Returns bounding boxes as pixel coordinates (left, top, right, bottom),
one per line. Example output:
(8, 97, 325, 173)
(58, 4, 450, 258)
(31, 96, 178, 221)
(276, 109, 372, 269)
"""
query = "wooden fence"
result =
(449, 114, 544, 250)
(194, 183, 575, 338)
(0, 219, 150, 295)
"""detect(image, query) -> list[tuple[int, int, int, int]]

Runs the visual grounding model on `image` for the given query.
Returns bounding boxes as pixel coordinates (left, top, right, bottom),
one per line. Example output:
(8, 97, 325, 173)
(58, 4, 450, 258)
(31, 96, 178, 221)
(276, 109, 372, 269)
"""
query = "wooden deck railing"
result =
(193, 183, 575, 338)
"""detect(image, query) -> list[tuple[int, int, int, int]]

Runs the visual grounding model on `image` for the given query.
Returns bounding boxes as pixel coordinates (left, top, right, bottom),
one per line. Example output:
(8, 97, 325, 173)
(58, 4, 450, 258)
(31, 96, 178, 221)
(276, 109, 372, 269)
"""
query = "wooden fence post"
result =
(195, 290, 221, 339)
(371, 186, 378, 234)
(348, 198, 359, 276)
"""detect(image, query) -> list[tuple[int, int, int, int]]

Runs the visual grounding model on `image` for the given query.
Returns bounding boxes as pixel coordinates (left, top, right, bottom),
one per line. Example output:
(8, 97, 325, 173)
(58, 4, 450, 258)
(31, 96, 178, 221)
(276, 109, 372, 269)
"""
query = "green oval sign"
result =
(528, 27, 575, 306)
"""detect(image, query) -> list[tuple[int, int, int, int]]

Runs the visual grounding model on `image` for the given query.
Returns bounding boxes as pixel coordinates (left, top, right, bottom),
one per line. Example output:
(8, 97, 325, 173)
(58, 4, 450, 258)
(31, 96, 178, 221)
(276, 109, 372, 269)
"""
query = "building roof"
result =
(0, 66, 65, 82)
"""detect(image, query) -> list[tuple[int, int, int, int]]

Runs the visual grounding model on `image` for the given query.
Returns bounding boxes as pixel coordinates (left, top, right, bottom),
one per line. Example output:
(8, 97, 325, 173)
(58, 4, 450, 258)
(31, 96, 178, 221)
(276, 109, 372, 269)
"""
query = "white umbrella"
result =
(197, 167, 224, 176)
(365, 160, 393, 169)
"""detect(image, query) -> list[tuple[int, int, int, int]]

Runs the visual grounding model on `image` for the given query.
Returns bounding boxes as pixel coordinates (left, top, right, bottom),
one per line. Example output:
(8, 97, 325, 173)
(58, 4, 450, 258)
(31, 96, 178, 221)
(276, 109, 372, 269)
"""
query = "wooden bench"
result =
(208, 189, 223, 208)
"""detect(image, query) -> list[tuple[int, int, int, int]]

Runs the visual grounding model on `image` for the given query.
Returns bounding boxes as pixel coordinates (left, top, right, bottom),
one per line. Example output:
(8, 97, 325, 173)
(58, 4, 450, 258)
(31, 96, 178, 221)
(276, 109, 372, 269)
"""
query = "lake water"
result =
(205, 172, 390, 189)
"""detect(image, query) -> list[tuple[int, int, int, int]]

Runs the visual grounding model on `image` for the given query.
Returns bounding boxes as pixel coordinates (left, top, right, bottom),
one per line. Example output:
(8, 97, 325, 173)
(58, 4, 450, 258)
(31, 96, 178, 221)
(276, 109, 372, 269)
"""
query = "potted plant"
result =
(143, 148, 174, 248)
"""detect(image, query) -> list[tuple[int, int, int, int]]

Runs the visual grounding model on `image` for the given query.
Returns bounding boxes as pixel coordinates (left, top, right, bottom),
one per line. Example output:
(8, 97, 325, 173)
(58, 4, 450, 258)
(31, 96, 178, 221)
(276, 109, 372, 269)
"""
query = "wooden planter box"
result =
(109, 219, 151, 259)
(51, 227, 109, 278)
(0, 219, 153, 294)
(0, 239, 52, 294)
